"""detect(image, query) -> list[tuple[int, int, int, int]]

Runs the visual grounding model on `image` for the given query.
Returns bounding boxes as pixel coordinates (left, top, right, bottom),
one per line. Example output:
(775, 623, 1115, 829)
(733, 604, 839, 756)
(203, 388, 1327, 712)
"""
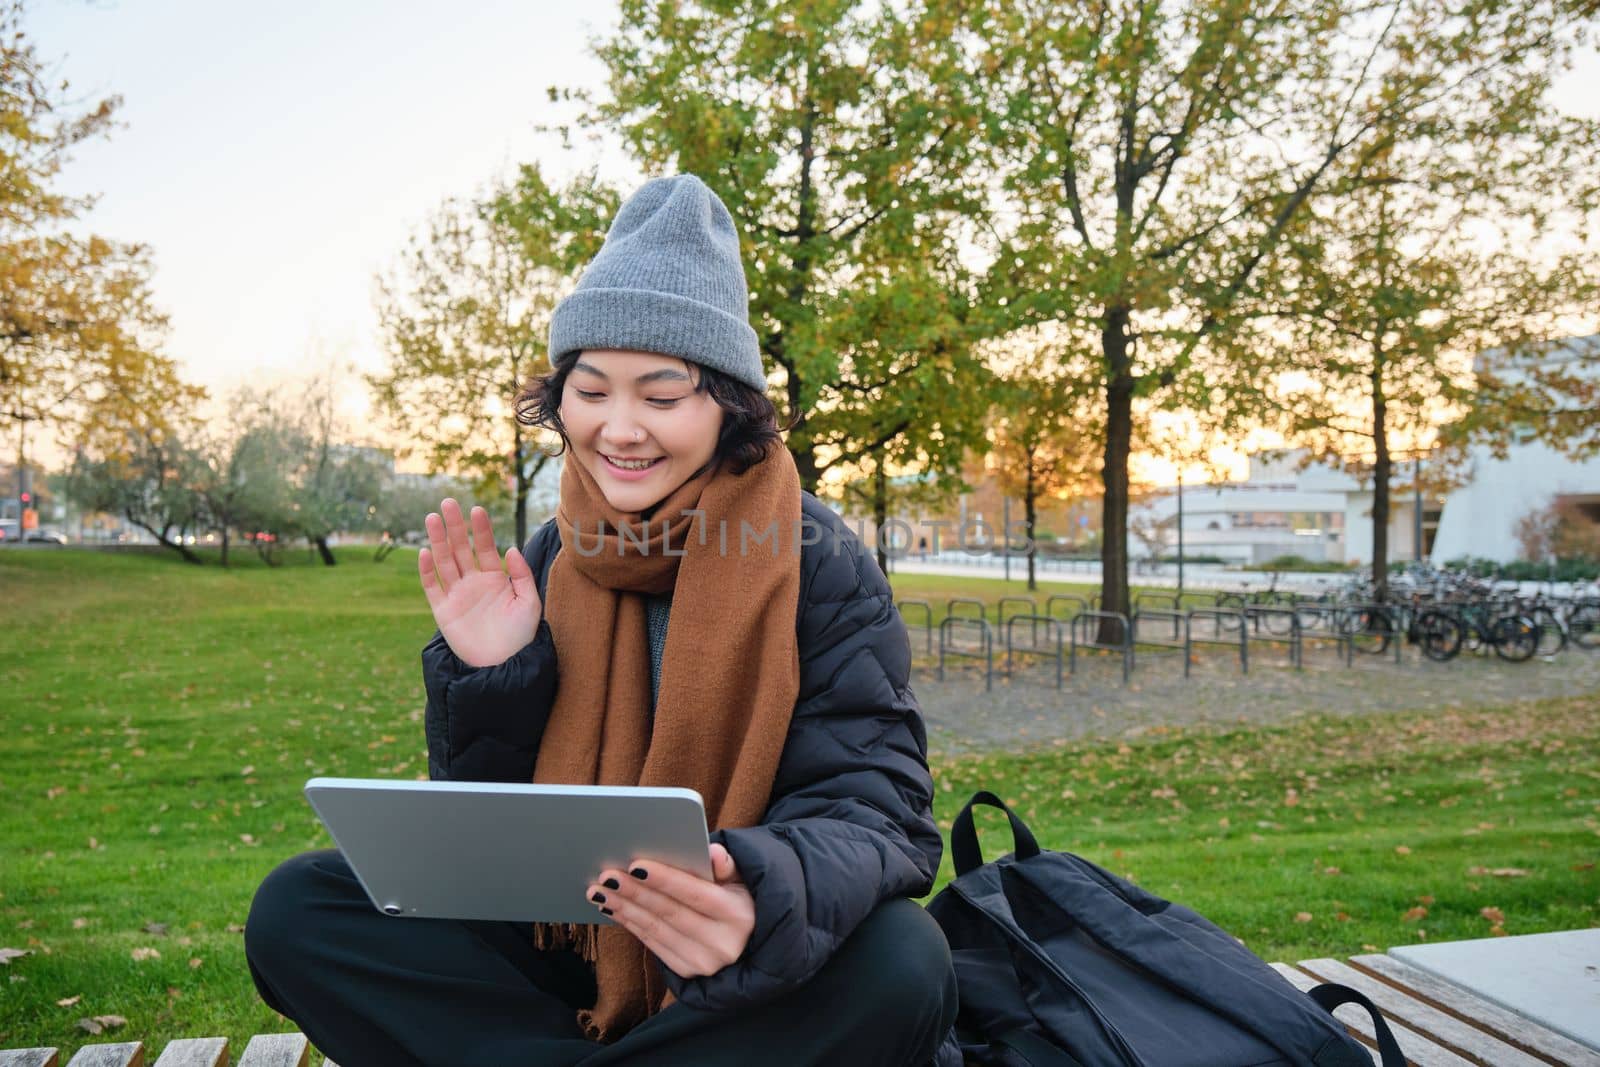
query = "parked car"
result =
(0, 519, 19, 542)
(25, 529, 68, 545)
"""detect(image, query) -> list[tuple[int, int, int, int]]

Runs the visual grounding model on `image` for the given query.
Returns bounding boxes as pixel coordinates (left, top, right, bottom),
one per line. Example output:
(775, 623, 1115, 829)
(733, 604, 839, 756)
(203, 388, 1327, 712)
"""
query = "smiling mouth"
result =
(602, 454, 663, 472)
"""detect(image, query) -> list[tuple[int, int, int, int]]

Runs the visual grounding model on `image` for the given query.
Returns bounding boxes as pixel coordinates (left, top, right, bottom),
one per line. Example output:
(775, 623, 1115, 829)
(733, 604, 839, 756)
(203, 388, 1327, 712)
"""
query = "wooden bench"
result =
(5, 951, 1596, 1066)
(0, 1034, 330, 1067)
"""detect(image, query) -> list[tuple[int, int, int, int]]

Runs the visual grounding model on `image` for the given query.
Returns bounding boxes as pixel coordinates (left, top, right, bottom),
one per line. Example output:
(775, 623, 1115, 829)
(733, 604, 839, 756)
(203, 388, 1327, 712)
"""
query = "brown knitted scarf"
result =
(533, 442, 802, 1042)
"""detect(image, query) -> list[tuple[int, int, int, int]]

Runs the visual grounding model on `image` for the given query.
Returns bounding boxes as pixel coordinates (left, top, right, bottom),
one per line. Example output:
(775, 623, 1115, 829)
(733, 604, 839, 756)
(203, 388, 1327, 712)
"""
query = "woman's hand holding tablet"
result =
(586, 843, 755, 978)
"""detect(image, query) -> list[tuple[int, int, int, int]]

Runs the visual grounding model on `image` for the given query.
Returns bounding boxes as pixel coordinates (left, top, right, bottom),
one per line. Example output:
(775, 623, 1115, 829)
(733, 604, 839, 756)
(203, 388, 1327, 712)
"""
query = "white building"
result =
(1138, 334, 1600, 566)
(1430, 334, 1600, 563)
(1136, 452, 1426, 566)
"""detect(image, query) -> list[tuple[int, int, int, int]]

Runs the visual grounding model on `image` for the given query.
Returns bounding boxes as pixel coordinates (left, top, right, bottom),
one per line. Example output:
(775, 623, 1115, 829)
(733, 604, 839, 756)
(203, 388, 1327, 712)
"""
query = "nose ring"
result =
(633, 430, 643, 443)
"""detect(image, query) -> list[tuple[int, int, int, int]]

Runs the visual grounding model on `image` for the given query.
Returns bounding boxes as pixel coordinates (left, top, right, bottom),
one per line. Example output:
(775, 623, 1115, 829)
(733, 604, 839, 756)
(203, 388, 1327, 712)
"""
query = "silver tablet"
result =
(303, 777, 711, 925)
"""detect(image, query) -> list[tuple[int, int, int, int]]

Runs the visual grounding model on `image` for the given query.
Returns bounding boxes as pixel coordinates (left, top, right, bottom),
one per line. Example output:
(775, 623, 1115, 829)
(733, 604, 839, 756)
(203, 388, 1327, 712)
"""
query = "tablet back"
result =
(304, 778, 710, 924)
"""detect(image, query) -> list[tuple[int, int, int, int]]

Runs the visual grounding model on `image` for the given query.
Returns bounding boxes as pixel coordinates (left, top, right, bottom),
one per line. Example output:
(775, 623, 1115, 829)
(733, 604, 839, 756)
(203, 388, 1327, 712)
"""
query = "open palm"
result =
(418, 499, 542, 668)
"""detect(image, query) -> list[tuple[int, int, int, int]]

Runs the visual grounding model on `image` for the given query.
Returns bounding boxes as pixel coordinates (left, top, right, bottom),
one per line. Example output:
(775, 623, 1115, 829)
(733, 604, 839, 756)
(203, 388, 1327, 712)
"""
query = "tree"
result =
(983, 341, 1100, 589)
(565, 0, 994, 498)
(1240, 50, 1600, 594)
(1456, 334, 1600, 460)
(289, 374, 387, 565)
(972, 0, 1595, 628)
(64, 357, 208, 563)
(0, 2, 182, 493)
(370, 168, 614, 549)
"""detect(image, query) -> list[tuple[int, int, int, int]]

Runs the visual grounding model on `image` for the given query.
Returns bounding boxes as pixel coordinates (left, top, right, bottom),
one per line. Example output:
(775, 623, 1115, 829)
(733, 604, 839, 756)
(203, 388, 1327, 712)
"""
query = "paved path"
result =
(912, 637, 1600, 755)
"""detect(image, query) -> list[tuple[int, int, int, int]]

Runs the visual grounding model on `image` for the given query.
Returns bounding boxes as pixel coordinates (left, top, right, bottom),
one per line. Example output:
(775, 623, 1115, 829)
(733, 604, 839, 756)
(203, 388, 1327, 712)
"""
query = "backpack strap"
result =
(1306, 983, 1407, 1067)
(951, 791, 1042, 875)
(992, 1028, 1087, 1067)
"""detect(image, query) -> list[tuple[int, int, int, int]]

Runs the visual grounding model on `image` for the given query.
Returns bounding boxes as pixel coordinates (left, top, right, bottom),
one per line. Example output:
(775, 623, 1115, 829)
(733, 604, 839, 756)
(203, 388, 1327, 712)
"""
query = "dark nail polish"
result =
(630, 867, 648, 880)
(599, 907, 614, 916)
(603, 878, 620, 891)
(590, 892, 606, 904)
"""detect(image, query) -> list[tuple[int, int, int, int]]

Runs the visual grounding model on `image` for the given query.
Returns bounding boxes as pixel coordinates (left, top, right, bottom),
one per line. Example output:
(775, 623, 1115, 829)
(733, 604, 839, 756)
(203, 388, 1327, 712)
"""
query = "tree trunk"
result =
(313, 536, 336, 566)
(130, 512, 202, 564)
(220, 526, 230, 568)
(793, 445, 820, 497)
(513, 423, 528, 550)
(873, 457, 889, 578)
(785, 75, 820, 498)
(1025, 457, 1038, 591)
(1371, 368, 1390, 601)
(1099, 307, 1135, 642)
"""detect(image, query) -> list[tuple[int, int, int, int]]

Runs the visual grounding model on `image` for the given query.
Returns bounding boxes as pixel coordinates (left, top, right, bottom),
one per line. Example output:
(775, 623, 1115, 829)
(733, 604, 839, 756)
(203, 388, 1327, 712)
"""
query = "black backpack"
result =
(926, 792, 1405, 1067)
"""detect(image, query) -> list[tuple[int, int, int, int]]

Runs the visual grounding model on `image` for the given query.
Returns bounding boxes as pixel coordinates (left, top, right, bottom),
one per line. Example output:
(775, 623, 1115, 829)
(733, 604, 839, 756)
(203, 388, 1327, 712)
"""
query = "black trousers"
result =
(245, 850, 957, 1067)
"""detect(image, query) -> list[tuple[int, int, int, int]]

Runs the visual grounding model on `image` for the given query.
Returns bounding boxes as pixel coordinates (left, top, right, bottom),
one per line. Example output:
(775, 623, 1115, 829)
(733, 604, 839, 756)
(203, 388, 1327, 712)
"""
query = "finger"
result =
(439, 498, 477, 579)
(418, 547, 446, 611)
(709, 844, 741, 885)
(424, 511, 459, 585)
(612, 862, 734, 922)
(469, 506, 501, 573)
(592, 878, 729, 977)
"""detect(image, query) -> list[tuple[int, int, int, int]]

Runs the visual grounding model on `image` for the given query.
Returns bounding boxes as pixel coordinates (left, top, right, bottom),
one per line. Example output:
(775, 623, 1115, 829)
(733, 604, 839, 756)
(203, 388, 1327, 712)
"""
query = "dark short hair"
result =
(514, 351, 786, 475)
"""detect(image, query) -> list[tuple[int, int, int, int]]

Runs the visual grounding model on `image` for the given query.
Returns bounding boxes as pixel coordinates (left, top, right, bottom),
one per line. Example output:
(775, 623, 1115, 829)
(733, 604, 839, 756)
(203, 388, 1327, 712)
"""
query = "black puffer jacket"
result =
(421, 492, 943, 1013)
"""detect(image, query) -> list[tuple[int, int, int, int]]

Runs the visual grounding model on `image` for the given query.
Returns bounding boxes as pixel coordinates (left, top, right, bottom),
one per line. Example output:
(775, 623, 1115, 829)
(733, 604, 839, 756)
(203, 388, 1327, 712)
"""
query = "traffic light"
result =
(19, 491, 30, 505)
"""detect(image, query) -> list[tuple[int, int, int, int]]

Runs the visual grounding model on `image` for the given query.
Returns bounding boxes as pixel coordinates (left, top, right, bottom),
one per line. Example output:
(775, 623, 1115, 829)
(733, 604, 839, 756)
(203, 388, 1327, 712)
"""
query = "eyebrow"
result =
(572, 360, 694, 385)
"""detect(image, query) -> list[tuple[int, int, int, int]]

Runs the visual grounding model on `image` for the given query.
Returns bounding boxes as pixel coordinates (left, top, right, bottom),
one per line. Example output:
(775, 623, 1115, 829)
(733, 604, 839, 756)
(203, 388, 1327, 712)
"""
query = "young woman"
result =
(244, 174, 958, 1066)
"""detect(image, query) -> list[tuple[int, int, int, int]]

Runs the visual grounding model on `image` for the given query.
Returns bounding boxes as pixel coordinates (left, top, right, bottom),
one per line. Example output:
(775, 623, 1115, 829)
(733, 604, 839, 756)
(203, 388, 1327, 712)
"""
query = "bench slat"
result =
(0, 1051, 60, 1067)
(235, 1034, 305, 1067)
(150, 1039, 227, 1067)
(63, 1045, 143, 1067)
(1272, 962, 1473, 1067)
(1351, 953, 1600, 1067)
(1297, 957, 1549, 1067)
(1270, 964, 1381, 1065)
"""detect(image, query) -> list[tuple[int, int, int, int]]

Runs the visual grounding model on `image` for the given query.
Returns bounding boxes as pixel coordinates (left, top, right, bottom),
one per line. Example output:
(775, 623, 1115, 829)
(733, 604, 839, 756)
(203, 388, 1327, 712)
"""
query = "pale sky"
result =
(27, 0, 629, 432)
(25, 2, 1600, 474)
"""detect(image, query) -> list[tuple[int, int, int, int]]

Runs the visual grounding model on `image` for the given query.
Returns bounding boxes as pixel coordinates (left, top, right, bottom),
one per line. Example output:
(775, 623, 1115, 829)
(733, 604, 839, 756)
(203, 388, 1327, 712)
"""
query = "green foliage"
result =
(566, 0, 995, 493)
(0, 2, 195, 471)
(1249, 555, 1356, 573)
(968, 0, 1600, 620)
(1499, 558, 1600, 582)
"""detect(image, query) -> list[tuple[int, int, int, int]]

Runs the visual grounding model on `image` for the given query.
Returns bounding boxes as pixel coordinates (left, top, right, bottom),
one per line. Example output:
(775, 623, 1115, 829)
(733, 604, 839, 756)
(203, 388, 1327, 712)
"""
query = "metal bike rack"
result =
(938, 616, 993, 691)
(946, 597, 987, 623)
(1336, 602, 1403, 664)
(1133, 609, 1186, 645)
(1292, 604, 1354, 666)
(1244, 607, 1303, 670)
(1045, 594, 1089, 622)
(895, 599, 933, 656)
(1183, 609, 1248, 678)
(999, 596, 1039, 646)
(1134, 591, 1181, 614)
(1069, 610, 1133, 685)
(1003, 615, 1065, 688)
(1133, 610, 1187, 673)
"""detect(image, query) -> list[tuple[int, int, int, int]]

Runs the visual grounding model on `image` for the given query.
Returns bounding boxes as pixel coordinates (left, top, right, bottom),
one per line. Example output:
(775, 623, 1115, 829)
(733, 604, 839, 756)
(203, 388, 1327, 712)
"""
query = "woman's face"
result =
(559, 349, 724, 514)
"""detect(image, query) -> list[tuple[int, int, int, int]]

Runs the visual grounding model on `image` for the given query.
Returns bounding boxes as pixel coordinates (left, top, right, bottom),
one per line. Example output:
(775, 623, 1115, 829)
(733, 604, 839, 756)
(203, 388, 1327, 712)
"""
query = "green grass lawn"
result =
(1, 546, 1596, 1056)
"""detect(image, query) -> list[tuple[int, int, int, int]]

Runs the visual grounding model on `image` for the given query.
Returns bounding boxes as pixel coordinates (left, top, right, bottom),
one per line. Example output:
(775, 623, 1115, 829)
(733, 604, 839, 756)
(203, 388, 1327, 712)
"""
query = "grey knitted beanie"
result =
(547, 174, 766, 391)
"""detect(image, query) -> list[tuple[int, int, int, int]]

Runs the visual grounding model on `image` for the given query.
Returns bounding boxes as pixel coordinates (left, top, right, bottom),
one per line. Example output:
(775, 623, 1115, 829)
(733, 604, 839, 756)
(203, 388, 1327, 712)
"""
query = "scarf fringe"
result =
(530, 920, 600, 962)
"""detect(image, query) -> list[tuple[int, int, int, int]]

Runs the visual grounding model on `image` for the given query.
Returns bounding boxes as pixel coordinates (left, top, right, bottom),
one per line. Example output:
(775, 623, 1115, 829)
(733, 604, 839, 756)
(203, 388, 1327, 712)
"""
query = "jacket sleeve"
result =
(663, 534, 942, 1011)
(422, 527, 560, 783)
